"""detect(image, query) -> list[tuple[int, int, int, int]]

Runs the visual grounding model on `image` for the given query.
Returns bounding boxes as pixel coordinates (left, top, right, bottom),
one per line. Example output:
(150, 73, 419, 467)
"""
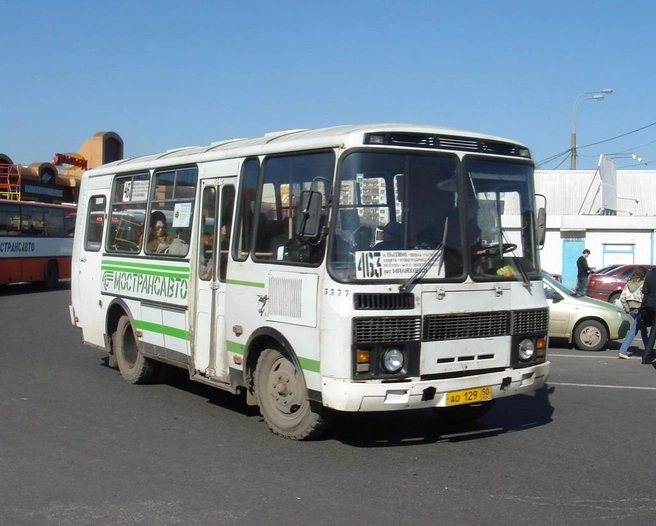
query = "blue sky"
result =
(3, 0, 655, 170)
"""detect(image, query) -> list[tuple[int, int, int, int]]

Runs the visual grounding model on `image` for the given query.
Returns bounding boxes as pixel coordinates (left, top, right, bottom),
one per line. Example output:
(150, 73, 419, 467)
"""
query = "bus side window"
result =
(22, 207, 45, 236)
(219, 185, 235, 281)
(199, 187, 216, 281)
(234, 159, 259, 262)
(107, 174, 149, 253)
(84, 196, 106, 252)
(0, 203, 20, 235)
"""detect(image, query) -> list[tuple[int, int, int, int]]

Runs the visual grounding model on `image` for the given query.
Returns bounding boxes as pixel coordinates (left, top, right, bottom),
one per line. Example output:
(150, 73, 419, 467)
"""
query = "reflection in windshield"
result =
(328, 151, 541, 284)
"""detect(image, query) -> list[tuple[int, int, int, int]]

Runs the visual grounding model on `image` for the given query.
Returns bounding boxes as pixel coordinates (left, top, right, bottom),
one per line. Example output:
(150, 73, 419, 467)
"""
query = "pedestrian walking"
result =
(639, 268, 656, 365)
(618, 266, 648, 359)
(575, 249, 595, 296)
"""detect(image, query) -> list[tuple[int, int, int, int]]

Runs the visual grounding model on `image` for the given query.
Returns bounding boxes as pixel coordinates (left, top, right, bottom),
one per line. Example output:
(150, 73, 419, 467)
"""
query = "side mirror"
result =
(536, 194, 547, 248)
(537, 207, 546, 248)
(296, 190, 322, 239)
(552, 291, 564, 303)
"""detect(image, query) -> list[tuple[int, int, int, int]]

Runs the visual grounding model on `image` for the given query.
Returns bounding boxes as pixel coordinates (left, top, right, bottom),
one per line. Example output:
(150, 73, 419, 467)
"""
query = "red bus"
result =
(0, 199, 75, 288)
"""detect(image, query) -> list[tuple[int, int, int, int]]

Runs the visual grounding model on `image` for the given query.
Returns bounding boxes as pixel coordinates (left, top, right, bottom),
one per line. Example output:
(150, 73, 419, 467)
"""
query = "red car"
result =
(585, 264, 656, 303)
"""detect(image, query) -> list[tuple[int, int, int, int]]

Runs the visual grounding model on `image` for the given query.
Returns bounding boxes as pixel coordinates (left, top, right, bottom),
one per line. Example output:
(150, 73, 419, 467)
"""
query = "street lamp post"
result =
(570, 89, 613, 170)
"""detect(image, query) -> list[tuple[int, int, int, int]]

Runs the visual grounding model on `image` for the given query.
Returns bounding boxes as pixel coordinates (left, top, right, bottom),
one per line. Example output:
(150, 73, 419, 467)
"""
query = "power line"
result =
(536, 120, 656, 168)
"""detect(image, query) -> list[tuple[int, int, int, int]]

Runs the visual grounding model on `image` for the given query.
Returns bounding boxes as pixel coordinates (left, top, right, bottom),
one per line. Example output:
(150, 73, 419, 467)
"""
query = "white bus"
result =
(70, 124, 550, 439)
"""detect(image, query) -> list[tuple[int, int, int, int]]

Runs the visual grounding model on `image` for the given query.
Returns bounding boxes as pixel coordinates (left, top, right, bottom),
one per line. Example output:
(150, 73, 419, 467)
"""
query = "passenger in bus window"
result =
(374, 221, 403, 251)
(25, 215, 43, 236)
(147, 211, 173, 253)
(166, 227, 190, 256)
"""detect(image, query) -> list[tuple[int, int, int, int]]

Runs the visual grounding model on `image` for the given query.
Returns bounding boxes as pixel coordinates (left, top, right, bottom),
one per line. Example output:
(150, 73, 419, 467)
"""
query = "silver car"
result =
(543, 273, 629, 351)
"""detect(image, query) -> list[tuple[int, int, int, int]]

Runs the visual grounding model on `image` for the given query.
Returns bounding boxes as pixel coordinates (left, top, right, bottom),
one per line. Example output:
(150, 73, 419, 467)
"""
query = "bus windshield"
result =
(328, 151, 540, 283)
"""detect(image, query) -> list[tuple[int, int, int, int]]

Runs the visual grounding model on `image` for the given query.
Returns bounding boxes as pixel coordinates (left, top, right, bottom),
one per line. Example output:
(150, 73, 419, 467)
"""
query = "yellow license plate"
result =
(445, 386, 492, 406)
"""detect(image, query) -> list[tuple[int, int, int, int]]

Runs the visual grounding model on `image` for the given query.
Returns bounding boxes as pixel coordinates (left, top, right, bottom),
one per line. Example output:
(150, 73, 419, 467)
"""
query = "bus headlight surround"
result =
(518, 338, 535, 361)
(382, 347, 404, 373)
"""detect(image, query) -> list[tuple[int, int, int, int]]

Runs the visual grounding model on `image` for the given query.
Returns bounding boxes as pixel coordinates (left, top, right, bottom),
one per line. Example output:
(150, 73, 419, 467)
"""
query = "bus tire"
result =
(44, 261, 59, 290)
(254, 348, 330, 440)
(115, 315, 158, 384)
(435, 400, 495, 423)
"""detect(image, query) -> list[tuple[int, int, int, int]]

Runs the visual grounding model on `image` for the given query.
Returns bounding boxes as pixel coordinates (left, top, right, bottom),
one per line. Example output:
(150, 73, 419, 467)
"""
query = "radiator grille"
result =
(268, 276, 302, 318)
(512, 308, 549, 334)
(353, 293, 415, 310)
(423, 311, 509, 341)
(353, 308, 548, 344)
(353, 316, 422, 343)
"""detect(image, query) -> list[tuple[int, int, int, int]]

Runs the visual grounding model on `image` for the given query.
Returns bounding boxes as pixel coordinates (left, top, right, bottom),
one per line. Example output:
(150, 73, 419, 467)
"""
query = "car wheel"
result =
(574, 320, 608, 351)
(608, 292, 621, 305)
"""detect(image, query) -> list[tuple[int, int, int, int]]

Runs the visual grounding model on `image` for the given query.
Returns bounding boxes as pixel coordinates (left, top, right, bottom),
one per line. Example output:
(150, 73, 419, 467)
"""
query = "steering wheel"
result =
(472, 243, 517, 257)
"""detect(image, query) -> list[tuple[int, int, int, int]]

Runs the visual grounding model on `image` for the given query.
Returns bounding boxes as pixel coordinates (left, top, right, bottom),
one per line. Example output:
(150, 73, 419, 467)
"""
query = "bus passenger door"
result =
(72, 181, 110, 349)
(193, 179, 235, 381)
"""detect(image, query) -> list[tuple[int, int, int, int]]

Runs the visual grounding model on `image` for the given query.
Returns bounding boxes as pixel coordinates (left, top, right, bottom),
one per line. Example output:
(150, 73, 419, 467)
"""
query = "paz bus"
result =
(69, 124, 550, 439)
(0, 199, 75, 288)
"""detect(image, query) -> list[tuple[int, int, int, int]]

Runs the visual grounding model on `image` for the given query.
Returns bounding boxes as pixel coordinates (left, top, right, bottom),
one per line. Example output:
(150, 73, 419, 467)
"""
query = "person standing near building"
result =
(640, 268, 656, 365)
(575, 249, 594, 296)
(618, 266, 648, 359)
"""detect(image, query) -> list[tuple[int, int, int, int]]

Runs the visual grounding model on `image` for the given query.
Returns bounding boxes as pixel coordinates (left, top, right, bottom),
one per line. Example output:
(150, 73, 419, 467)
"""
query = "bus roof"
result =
(85, 123, 531, 175)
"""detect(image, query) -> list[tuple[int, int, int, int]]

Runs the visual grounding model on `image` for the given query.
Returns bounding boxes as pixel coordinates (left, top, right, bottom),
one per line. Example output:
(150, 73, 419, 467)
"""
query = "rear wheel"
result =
(43, 261, 59, 290)
(114, 315, 159, 383)
(574, 319, 607, 351)
(435, 400, 495, 423)
(254, 348, 330, 440)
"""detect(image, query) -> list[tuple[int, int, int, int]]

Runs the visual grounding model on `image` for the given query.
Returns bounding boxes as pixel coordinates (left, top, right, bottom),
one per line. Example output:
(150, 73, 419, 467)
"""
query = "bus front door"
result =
(193, 179, 235, 382)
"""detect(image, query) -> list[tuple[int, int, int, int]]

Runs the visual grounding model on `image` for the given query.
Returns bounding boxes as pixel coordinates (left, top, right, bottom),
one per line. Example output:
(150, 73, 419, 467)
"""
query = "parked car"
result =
(543, 270, 561, 282)
(543, 273, 629, 351)
(585, 264, 656, 303)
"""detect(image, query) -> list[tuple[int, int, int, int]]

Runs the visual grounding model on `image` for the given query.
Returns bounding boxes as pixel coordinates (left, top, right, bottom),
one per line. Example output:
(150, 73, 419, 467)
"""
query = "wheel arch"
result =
(572, 316, 610, 339)
(105, 298, 135, 354)
(572, 316, 609, 350)
(243, 327, 306, 395)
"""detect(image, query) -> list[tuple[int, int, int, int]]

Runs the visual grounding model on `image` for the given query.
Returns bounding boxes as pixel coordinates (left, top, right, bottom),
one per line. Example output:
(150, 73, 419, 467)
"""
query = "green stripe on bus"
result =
(226, 279, 265, 288)
(101, 264, 189, 279)
(298, 356, 320, 373)
(134, 320, 189, 340)
(227, 340, 245, 355)
(226, 340, 319, 373)
(103, 259, 189, 273)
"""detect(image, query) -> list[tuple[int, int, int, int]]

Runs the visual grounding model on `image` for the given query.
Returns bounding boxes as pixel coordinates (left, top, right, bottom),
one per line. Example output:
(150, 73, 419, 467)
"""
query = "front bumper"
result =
(321, 361, 550, 412)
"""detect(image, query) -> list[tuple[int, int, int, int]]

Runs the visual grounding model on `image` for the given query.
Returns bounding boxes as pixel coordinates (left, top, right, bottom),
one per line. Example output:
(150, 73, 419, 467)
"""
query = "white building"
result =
(533, 168, 656, 288)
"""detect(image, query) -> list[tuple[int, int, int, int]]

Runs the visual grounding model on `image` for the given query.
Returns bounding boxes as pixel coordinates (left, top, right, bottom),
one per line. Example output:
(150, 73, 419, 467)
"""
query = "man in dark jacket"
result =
(575, 249, 594, 296)
(640, 268, 656, 364)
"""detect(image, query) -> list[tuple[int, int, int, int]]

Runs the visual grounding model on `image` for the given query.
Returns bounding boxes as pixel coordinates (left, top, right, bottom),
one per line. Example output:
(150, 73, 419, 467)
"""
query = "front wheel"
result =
(574, 319, 608, 351)
(114, 315, 159, 384)
(254, 348, 330, 440)
(435, 400, 495, 423)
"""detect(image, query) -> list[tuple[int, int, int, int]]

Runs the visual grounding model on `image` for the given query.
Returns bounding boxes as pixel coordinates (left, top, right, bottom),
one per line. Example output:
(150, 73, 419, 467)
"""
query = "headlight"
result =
(518, 339, 535, 361)
(382, 347, 404, 373)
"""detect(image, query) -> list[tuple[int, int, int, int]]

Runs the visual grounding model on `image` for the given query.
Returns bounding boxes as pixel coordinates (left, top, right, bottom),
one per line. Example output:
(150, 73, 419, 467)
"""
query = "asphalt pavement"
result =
(1, 283, 656, 526)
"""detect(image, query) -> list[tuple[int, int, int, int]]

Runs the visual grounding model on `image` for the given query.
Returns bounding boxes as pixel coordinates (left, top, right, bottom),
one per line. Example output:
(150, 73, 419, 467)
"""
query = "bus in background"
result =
(0, 199, 76, 288)
(70, 124, 549, 440)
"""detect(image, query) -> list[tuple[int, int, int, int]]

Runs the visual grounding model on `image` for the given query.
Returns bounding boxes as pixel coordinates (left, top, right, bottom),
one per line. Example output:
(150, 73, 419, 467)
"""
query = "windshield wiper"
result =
(399, 219, 448, 292)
